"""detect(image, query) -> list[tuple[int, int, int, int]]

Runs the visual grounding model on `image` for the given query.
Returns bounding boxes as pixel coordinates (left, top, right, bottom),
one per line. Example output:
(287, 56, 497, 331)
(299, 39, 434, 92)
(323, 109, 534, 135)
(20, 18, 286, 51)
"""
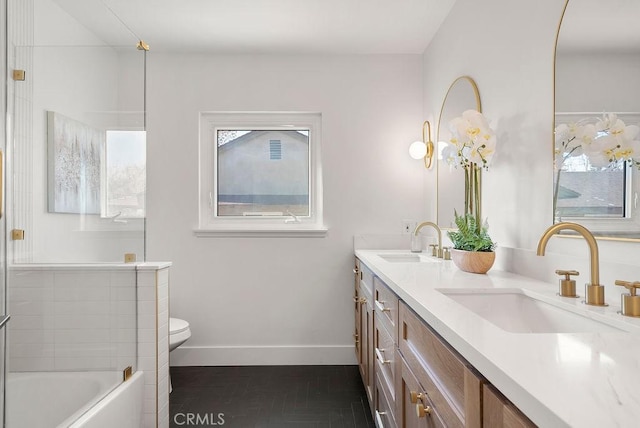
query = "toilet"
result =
(169, 317, 191, 352)
(169, 317, 191, 393)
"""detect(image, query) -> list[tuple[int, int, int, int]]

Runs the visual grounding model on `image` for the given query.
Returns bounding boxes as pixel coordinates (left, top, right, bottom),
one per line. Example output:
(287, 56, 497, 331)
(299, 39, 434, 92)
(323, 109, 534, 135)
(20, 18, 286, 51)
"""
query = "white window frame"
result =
(196, 111, 327, 237)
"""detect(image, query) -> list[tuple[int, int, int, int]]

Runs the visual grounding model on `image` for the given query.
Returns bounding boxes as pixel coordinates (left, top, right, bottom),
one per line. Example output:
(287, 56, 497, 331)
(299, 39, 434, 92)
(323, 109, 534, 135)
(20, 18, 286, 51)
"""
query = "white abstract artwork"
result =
(47, 112, 104, 214)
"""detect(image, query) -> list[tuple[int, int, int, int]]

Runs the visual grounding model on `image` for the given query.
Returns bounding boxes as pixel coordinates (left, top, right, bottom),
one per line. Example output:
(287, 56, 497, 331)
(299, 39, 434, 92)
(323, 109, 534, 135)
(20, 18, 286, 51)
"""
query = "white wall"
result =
(423, 0, 640, 304)
(145, 53, 427, 365)
(556, 51, 640, 112)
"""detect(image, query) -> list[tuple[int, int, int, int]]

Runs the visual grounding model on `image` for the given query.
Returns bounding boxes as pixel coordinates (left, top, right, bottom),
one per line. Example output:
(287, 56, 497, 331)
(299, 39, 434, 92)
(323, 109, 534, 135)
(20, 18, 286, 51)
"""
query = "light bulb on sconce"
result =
(409, 120, 434, 169)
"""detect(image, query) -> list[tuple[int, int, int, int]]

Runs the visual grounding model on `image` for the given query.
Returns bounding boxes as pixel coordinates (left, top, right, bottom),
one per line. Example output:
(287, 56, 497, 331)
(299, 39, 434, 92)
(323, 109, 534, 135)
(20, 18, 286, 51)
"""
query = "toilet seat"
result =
(170, 318, 190, 335)
(168, 317, 191, 394)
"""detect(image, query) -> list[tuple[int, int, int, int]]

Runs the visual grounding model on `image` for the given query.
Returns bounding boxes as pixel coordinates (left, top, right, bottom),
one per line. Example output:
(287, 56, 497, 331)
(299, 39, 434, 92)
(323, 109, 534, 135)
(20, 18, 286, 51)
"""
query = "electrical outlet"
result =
(401, 220, 416, 235)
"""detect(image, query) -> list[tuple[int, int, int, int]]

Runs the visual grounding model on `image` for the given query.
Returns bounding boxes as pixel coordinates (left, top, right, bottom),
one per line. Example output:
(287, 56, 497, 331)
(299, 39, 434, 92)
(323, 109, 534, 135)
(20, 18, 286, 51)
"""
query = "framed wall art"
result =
(47, 111, 104, 214)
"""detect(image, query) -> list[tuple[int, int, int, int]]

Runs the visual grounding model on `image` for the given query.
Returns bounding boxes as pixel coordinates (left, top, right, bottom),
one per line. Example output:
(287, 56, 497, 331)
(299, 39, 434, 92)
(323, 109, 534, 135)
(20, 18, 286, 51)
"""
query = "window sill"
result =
(193, 226, 328, 238)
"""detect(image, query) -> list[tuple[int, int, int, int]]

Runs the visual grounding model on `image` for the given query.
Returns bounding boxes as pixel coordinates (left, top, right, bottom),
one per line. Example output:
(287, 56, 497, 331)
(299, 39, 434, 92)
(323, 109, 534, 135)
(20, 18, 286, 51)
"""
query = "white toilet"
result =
(169, 317, 191, 393)
(169, 317, 191, 352)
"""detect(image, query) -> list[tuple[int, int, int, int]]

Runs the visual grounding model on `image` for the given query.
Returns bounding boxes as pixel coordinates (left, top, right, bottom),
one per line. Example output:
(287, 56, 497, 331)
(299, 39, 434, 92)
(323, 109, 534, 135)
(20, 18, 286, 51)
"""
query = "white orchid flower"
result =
(448, 110, 496, 170)
(441, 143, 460, 168)
(595, 113, 621, 133)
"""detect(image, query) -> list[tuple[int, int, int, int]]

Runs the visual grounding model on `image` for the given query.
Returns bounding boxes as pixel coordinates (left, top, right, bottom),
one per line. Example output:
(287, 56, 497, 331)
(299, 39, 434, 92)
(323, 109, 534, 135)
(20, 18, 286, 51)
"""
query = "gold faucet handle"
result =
(555, 269, 579, 298)
(615, 280, 640, 296)
(429, 244, 438, 257)
(555, 269, 579, 280)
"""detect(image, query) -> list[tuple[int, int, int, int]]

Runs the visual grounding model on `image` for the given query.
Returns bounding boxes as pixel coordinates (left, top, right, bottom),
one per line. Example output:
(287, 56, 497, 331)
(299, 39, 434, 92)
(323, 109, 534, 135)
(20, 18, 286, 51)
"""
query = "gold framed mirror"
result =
(554, 0, 640, 241)
(436, 76, 482, 229)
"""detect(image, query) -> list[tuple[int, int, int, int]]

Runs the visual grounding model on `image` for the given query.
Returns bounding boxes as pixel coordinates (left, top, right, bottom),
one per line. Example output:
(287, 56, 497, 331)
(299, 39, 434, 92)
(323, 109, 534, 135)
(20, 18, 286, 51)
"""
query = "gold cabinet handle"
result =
(416, 403, 432, 418)
(410, 391, 432, 417)
(353, 295, 358, 302)
(374, 410, 387, 428)
(375, 300, 390, 312)
(353, 267, 359, 274)
(375, 348, 391, 365)
(359, 297, 367, 304)
(410, 391, 425, 404)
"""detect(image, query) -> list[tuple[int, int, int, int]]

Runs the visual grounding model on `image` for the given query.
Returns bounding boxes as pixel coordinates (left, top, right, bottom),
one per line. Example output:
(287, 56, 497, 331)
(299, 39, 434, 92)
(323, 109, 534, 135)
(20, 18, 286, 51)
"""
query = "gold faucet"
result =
(536, 222, 606, 306)
(414, 222, 442, 258)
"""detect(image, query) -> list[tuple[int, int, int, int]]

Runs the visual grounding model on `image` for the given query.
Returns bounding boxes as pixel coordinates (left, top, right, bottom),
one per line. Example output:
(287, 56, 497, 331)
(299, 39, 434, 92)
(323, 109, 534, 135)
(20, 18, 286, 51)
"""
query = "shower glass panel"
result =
(4, 0, 146, 426)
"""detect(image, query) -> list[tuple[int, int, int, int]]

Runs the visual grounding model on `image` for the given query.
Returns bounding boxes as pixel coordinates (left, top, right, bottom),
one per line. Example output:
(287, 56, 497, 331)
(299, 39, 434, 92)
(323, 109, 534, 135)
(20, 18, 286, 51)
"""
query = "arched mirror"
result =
(554, 0, 640, 239)
(436, 76, 482, 228)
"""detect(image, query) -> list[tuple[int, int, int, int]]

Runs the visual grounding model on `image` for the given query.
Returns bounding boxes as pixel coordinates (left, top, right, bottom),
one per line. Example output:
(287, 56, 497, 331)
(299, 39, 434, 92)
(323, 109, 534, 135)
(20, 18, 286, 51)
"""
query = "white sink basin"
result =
(378, 253, 439, 263)
(437, 288, 625, 334)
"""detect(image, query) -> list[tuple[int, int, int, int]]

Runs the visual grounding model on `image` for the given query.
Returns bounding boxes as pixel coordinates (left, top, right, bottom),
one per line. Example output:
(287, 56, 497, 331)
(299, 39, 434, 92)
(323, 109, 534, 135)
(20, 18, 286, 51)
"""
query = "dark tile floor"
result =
(169, 365, 375, 428)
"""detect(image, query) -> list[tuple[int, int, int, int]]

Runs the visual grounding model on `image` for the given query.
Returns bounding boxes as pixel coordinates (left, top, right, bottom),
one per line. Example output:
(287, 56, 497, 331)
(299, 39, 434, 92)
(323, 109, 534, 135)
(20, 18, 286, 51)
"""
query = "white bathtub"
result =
(6, 370, 144, 428)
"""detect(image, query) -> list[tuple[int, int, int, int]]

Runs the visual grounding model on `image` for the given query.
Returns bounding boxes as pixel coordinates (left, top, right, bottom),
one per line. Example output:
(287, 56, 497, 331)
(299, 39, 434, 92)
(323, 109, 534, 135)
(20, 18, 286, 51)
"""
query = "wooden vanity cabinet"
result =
(354, 259, 535, 427)
(483, 384, 536, 428)
(354, 260, 362, 367)
(398, 301, 482, 428)
(373, 278, 400, 427)
(397, 350, 446, 428)
(357, 262, 375, 409)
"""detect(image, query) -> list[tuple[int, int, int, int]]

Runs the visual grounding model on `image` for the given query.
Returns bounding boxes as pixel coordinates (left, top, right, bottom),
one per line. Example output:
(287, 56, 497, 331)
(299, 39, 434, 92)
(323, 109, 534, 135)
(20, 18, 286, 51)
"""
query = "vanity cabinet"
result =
(354, 260, 361, 368)
(483, 384, 536, 428)
(397, 351, 446, 428)
(354, 258, 536, 428)
(356, 262, 375, 409)
(373, 278, 400, 426)
(398, 301, 481, 428)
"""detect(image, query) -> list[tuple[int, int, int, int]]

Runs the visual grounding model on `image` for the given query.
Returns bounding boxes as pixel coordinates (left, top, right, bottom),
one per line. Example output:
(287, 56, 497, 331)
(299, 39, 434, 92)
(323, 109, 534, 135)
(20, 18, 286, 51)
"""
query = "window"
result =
(554, 112, 640, 235)
(197, 112, 326, 237)
(102, 130, 146, 219)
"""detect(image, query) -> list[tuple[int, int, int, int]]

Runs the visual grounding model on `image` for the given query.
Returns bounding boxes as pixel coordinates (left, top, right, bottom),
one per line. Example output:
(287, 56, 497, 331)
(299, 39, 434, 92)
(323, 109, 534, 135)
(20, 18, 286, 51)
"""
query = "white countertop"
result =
(355, 249, 640, 428)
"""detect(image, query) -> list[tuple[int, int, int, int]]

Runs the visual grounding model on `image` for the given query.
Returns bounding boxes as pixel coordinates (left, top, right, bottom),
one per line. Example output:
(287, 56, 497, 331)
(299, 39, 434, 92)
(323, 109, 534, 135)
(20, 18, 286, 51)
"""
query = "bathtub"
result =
(6, 370, 144, 428)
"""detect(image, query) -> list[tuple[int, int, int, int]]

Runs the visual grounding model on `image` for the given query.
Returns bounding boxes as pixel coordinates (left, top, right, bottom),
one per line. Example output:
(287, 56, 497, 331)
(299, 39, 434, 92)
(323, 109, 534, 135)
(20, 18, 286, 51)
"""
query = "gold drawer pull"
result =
(416, 403, 432, 418)
(410, 391, 425, 404)
(375, 410, 387, 427)
(353, 267, 359, 274)
(375, 300, 391, 312)
(410, 391, 432, 418)
(375, 348, 391, 365)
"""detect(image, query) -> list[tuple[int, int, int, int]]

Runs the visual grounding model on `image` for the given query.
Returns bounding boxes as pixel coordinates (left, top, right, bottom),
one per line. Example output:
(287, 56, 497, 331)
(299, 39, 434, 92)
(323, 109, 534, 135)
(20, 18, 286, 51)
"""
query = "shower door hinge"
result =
(123, 366, 132, 381)
(11, 229, 25, 240)
(12, 69, 26, 81)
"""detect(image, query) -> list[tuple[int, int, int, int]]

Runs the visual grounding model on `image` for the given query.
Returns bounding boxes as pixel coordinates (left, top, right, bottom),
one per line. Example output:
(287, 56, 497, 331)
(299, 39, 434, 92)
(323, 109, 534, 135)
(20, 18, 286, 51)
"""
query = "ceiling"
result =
(52, 0, 458, 54)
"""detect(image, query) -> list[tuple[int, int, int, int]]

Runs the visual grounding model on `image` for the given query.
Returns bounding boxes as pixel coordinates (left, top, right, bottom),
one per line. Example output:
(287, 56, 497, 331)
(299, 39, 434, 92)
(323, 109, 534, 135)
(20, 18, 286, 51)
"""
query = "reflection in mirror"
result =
(436, 76, 481, 228)
(555, 0, 640, 239)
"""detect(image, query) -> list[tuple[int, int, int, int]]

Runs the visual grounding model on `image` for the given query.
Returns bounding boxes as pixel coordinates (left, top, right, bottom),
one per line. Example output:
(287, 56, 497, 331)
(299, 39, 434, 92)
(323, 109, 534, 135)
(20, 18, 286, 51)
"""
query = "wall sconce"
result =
(409, 120, 434, 169)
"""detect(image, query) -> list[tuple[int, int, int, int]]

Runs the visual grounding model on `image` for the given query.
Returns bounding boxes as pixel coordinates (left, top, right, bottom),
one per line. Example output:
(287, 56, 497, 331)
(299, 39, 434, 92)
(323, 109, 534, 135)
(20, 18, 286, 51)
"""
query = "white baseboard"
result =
(169, 345, 357, 366)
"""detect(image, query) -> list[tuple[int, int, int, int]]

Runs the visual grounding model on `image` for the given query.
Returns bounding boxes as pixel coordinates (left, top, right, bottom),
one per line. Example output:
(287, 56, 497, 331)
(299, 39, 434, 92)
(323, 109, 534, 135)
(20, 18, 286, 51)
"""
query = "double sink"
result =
(375, 251, 629, 335)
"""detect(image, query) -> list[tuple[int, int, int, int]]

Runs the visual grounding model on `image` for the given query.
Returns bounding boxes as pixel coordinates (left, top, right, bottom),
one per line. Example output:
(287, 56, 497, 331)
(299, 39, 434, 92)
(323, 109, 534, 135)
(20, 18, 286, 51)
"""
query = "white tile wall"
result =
(7, 262, 171, 428)
(137, 265, 171, 428)
(8, 267, 138, 372)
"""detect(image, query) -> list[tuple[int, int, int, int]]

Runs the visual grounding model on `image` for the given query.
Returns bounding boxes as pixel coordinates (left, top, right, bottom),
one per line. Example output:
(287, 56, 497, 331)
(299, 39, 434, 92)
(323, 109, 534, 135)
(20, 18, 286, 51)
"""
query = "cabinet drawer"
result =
(483, 384, 536, 428)
(397, 351, 445, 428)
(399, 302, 467, 428)
(374, 317, 396, 401)
(374, 277, 399, 342)
(375, 377, 397, 428)
(361, 263, 374, 296)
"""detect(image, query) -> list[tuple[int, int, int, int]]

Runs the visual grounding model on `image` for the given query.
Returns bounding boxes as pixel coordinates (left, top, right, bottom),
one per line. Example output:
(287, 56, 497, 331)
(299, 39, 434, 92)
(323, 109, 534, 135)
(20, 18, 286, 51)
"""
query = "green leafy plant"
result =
(447, 211, 496, 252)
